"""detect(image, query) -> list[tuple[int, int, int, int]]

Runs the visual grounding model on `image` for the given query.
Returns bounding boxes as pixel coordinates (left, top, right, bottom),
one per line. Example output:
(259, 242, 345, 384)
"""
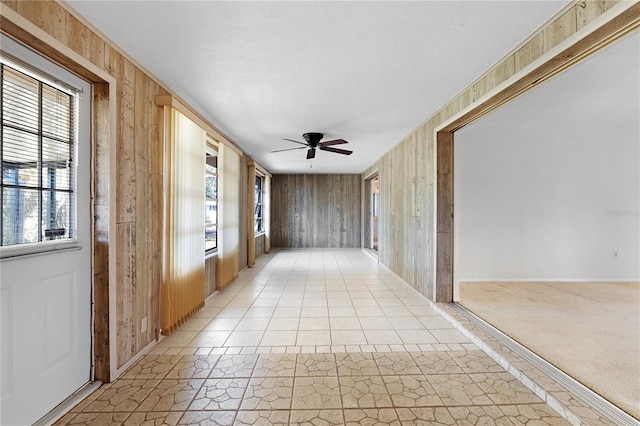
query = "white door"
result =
(1, 35, 92, 425)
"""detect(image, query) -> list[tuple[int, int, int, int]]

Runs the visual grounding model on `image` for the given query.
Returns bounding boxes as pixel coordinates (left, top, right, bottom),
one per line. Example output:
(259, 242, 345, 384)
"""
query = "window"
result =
(254, 174, 264, 234)
(205, 150, 218, 252)
(1, 63, 76, 247)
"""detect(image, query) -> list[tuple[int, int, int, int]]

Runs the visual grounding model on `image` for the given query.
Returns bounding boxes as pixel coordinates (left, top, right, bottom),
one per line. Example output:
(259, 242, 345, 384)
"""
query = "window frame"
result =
(254, 173, 264, 235)
(205, 144, 218, 254)
(0, 35, 90, 259)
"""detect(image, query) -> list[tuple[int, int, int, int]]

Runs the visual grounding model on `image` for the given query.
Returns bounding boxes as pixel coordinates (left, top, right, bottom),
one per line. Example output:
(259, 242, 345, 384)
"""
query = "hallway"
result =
(56, 249, 568, 425)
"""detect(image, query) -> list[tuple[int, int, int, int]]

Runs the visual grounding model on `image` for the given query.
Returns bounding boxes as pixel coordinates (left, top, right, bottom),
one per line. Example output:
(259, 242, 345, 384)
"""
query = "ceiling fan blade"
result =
(306, 148, 316, 159)
(270, 146, 307, 153)
(319, 146, 353, 155)
(282, 138, 309, 146)
(320, 138, 348, 147)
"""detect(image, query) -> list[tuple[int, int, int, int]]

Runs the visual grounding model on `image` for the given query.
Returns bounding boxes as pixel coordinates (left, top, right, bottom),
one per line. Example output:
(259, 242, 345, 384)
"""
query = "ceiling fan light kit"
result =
(271, 132, 353, 160)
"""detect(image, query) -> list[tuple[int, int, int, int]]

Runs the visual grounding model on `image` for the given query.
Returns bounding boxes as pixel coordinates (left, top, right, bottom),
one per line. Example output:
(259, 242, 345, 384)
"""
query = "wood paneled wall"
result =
(271, 174, 361, 248)
(114, 61, 165, 369)
(205, 255, 217, 297)
(362, 0, 631, 302)
(255, 233, 266, 258)
(92, 82, 110, 380)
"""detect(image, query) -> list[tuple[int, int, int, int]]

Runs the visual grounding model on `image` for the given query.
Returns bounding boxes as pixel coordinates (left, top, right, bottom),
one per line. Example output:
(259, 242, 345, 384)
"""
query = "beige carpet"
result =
(459, 281, 640, 420)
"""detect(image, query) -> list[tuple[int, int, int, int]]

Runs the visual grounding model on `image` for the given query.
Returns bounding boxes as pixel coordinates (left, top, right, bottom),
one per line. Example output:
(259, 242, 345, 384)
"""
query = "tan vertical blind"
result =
(162, 108, 206, 335)
(217, 143, 240, 289)
(264, 175, 271, 252)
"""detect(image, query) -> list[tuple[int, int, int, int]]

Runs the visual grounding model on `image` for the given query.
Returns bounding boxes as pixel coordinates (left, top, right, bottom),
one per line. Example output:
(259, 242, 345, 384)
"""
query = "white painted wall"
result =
(454, 33, 639, 287)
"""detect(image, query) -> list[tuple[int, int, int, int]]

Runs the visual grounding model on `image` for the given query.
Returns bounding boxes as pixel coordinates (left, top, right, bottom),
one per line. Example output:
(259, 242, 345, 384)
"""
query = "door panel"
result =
(3, 253, 90, 424)
(1, 288, 13, 400)
(0, 35, 92, 425)
(40, 271, 77, 369)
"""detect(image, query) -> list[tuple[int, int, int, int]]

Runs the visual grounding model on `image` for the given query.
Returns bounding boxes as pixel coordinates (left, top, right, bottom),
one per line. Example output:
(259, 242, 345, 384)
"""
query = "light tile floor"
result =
(56, 249, 569, 425)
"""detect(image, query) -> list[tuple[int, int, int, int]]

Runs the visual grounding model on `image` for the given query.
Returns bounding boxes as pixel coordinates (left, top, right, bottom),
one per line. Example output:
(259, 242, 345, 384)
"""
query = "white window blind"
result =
(1, 64, 76, 247)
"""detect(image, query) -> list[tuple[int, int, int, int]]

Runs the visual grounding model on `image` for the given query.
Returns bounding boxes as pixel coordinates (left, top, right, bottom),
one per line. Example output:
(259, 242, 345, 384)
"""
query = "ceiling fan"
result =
(270, 132, 353, 159)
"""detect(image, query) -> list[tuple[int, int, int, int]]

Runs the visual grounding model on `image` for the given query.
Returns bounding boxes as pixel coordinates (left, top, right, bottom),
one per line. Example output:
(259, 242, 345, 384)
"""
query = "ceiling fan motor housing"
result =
(303, 132, 324, 147)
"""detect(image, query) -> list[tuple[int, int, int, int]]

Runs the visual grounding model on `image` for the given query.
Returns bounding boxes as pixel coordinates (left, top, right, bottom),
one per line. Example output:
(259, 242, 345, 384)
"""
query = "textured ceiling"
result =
(66, 1, 565, 173)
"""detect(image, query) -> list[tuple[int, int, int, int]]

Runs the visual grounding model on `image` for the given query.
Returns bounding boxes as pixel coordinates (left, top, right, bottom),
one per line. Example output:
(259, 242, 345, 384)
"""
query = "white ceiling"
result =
(66, 1, 565, 174)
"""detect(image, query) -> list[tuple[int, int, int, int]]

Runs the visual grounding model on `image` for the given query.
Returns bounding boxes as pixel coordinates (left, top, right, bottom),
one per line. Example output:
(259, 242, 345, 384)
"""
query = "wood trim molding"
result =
(432, 0, 579, 125)
(435, 131, 453, 303)
(439, 2, 640, 133)
(247, 160, 272, 178)
(155, 95, 244, 157)
(0, 5, 111, 83)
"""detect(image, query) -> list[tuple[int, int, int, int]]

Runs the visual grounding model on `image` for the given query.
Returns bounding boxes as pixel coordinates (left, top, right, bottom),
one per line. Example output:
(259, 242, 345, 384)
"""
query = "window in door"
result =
(1, 63, 76, 247)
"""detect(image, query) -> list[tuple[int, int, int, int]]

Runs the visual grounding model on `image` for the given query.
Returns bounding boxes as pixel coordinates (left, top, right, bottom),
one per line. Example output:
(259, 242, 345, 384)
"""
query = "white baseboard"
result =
(206, 290, 220, 303)
(113, 339, 157, 379)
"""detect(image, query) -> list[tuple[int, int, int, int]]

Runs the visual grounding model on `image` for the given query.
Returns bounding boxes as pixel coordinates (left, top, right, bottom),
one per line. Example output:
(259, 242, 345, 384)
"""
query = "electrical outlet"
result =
(141, 317, 148, 333)
(613, 251, 619, 258)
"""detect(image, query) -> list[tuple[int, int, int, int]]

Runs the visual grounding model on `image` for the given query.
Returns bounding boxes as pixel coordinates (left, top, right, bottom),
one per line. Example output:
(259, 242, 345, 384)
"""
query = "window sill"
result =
(0, 240, 82, 261)
(205, 250, 218, 260)
(254, 232, 266, 238)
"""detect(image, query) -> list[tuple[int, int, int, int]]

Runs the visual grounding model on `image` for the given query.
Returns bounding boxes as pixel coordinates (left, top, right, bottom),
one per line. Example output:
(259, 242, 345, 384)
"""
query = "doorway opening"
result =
(364, 174, 379, 256)
(453, 32, 640, 420)
(371, 176, 379, 251)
